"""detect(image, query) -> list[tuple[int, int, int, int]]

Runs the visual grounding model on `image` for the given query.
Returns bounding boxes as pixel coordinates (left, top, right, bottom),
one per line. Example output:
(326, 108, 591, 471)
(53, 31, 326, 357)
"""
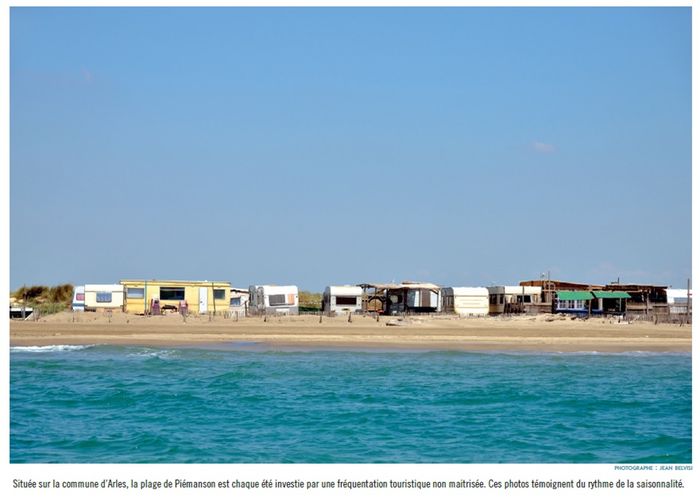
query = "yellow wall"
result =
(120, 280, 230, 315)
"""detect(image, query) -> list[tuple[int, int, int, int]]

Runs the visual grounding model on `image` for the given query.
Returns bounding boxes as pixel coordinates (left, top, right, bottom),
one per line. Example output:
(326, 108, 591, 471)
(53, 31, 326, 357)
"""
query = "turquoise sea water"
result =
(10, 344, 691, 463)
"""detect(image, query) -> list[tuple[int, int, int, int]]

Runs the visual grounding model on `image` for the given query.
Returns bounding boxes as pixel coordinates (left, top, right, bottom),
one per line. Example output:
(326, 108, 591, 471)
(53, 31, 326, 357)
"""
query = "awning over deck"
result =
(592, 291, 632, 299)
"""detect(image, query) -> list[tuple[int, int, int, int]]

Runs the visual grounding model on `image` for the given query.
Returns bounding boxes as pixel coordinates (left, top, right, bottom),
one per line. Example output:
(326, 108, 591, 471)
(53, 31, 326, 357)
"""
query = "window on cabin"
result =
(126, 288, 144, 299)
(160, 287, 185, 301)
(214, 289, 226, 300)
(559, 299, 586, 309)
(75, 293, 85, 301)
(96, 292, 112, 303)
(336, 296, 358, 306)
(230, 297, 241, 306)
(269, 294, 287, 306)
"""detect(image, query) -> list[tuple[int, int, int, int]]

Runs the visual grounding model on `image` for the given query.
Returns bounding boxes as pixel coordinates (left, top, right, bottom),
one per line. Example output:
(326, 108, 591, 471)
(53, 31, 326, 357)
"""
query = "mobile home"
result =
(323, 286, 363, 315)
(487, 286, 543, 315)
(487, 286, 506, 315)
(120, 279, 231, 315)
(441, 287, 489, 317)
(84, 284, 124, 311)
(503, 286, 542, 305)
(71, 285, 85, 312)
(248, 285, 299, 315)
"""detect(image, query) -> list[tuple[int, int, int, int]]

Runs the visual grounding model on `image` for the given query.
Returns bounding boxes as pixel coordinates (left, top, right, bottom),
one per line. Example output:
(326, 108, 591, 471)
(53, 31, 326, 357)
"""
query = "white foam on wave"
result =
(548, 350, 690, 357)
(126, 348, 179, 360)
(10, 345, 95, 353)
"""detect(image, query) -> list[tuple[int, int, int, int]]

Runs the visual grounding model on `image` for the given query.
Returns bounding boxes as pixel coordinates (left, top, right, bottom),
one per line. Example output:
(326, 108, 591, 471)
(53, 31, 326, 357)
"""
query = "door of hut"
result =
(199, 287, 208, 313)
(420, 290, 431, 308)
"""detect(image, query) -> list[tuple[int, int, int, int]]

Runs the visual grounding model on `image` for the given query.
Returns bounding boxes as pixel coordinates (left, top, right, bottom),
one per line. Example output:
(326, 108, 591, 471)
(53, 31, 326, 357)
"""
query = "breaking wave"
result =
(10, 345, 94, 353)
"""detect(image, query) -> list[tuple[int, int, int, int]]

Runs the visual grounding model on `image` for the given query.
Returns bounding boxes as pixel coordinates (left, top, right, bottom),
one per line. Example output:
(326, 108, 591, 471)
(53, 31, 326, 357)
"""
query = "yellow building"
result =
(120, 279, 231, 315)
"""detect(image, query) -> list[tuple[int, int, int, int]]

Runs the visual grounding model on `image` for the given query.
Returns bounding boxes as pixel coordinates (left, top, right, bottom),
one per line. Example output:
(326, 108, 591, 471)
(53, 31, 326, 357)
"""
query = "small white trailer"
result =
(72, 285, 85, 312)
(441, 287, 489, 317)
(323, 285, 363, 315)
(248, 285, 299, 315)
(84, 284, 125, 311)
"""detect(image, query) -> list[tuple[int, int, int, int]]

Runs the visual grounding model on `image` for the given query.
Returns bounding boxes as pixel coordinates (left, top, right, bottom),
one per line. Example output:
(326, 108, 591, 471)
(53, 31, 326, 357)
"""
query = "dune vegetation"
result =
(11, 283, 74, 315)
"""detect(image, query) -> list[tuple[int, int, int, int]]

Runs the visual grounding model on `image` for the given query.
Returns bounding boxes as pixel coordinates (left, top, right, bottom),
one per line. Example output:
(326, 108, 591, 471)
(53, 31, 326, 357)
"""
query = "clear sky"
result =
(9, 7, 691, 291)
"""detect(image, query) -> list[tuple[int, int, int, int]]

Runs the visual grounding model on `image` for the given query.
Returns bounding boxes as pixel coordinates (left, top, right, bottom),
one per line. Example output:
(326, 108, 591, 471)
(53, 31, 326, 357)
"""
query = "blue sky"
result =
(10, 7, 691, 291)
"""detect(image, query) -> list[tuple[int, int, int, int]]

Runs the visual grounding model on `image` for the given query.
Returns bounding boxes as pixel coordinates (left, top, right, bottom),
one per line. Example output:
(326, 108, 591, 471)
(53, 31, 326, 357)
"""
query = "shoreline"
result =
(9, 312, 692, 353)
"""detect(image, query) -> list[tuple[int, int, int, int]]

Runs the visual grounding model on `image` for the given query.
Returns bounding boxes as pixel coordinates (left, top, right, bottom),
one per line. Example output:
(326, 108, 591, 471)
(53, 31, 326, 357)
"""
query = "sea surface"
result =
(10, 344, 691, 463)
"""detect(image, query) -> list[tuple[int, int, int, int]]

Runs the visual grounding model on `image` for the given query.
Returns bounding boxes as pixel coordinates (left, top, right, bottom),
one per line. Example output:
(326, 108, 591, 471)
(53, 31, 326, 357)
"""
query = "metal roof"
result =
(251, 285, 298, 294)
(604, 284, 669, 291)
(520, 280, 603, 290)
(556, 291, 594, 301)
(592, 291, 631, 299)
(327, 285, 363, 295)
(504, 286, 542, 294)
(358, 282, 441, 292)
(121, 279, 231, 287)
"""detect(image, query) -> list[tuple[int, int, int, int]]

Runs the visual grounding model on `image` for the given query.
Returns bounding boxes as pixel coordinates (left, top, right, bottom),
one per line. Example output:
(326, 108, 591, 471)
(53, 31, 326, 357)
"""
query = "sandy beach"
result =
(8, 311, 692, 352)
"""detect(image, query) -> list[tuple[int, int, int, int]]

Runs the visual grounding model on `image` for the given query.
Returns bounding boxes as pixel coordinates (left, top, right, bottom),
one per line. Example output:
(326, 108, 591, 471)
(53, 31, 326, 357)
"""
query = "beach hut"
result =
(120, 279, 231, 315)
(323, 285, 363, 315)
(9, 300, 34, 319)
(358, 282, 441, 315)
(602, 283, 669, 316)
(591, 290, 631, 315)
(229, 287, 250, 317)
(248, 285, 299, 315)
(441, 287, 489, 317)
(519, 279, 603, 305)
(84, 284, 124, 311)
(554, 291, 594, 315)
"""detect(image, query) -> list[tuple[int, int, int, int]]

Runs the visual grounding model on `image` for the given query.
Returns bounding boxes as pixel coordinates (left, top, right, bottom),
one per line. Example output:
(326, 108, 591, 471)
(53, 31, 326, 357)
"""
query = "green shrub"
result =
(48, 284, 74, 303)
(12, 284, 75, 310)
(13, 285, 48, 301)
(35, 302, 70, 316)
(299, 290, 322, 310)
